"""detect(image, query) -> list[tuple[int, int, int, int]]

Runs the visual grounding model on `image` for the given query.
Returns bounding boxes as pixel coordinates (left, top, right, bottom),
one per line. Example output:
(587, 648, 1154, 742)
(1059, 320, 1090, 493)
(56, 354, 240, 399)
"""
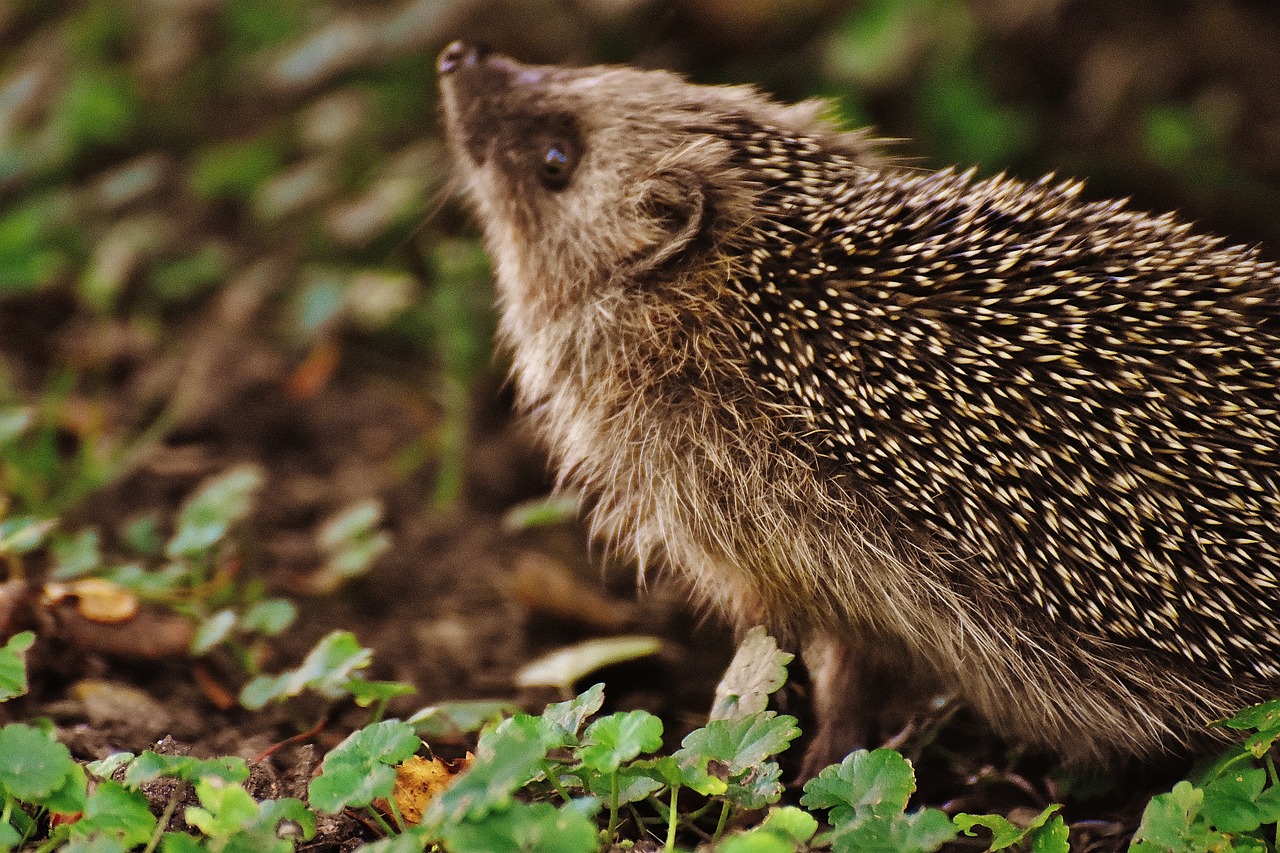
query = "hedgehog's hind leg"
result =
(798, 631, 943, 779)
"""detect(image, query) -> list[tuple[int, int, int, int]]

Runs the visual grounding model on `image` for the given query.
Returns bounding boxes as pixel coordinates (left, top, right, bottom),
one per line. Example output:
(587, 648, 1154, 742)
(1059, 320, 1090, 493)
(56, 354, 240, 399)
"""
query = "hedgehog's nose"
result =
(437, 40, 489, 75)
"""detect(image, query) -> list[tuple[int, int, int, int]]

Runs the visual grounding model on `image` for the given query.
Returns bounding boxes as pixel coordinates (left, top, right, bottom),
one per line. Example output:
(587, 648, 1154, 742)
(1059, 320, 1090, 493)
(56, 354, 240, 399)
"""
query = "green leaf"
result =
(149, 244, 230, 304)
(185, 779, 262, 836)
(577, 710, 664, 773)
(0, 817, 23, 850)
(307, 719, 420, 812)
(87, 752, 135, 779)
(955, 813, 1020, 847)
(73, 780, 158, 846)
(190, 138, 284, 202)
(1132, 780, 1208, 851)
(717, 827, 805, 853)
(123, 752, 249, 787)
(309, 762, 396, 815)
(191, 608, 238, 655)
(637, 754, 726, 797)
(222, 0, 308, 54)
(581, 763, 663, 805)
(677, 712, 800, 777)
(42, 762, 89, 814)
(160, 832, 204, 853)
(723, 760, 786, 810)
(499, 492, 580, 531)
(0, 195, 70, 293)
(239, 598, 298, 636)
(802, 748, 916, 823)
(0, 516, 56, 555)
(167, 465, 264, 558)
(61, 834, 129, 853)
(122, 515, 162, 556)
(424, 715, 559, 825)
(1030, 815, 1071, 853)
(257, 797, 316, 841)
(711, 626, 793, 721)
(107, 563, 188, 598)
(54, 67, 140, 151)
(1216, 700, 1280, 732)
(345, 677, 416, 707)
(0, 723, 79, 801)
(315, 500, 392, 581)
(1201, 768, 1268, 833)
(542, 683, 605, 738)
(409, 699, 519, 740)
(757, 806, 820, 843)
(1252, 783, 1280, 825)
(50, 529, 103, 579)
(827, 806, 958, 853)
(348, 826, 433, 852)
(240, 629, 373, 709)
(183, 779, 310, 851)
(0, 631, 35, 701)
(440, 800, 601, 853)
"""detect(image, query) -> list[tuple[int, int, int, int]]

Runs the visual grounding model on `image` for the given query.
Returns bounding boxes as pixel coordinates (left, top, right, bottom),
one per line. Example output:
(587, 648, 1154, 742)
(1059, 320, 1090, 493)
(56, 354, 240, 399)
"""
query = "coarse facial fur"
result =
(437, 44, 1280, 773)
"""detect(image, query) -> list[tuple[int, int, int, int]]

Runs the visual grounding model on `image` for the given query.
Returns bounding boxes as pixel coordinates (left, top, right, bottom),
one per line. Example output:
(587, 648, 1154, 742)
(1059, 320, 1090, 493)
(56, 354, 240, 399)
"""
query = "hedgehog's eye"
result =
(537, 140, 577, 191)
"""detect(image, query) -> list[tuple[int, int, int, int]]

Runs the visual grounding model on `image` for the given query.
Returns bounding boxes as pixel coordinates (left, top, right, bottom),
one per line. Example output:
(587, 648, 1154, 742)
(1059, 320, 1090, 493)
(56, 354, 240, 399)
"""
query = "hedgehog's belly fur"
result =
(623, 465, 1249, 765)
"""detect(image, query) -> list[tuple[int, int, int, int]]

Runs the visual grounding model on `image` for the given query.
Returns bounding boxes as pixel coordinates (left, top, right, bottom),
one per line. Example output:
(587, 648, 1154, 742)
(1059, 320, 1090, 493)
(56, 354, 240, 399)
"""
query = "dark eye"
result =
(538, 141, 577, 191)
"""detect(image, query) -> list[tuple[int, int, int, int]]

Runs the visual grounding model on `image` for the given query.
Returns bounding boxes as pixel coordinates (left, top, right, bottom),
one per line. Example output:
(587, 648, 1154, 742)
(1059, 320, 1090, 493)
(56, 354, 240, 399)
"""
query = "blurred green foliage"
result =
(0, 0, 481, 516)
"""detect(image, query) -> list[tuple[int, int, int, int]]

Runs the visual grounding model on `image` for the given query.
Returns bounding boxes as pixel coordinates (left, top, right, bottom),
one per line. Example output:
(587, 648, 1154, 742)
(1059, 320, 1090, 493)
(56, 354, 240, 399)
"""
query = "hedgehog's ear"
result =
(631, 168, 707, 272)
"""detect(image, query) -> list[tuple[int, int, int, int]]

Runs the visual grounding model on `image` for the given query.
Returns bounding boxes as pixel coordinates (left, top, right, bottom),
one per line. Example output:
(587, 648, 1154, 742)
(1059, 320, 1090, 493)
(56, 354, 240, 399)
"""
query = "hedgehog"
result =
(435, 41, 1280, 774)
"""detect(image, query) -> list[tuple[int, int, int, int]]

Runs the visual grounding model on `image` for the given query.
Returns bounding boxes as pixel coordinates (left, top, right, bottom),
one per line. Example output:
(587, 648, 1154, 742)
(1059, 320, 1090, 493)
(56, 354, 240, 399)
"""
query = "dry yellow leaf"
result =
(69, 578, 140, 623)
(378, 753, 472, 826)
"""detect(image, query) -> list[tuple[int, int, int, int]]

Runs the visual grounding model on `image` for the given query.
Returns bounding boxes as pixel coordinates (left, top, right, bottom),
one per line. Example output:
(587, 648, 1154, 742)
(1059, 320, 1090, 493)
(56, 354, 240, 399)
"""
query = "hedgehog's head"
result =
(436, 42, 874, 313)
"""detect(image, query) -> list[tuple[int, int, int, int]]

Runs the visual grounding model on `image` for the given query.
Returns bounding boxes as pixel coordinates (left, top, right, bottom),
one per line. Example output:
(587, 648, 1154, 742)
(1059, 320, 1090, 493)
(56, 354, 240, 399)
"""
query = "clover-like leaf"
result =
(677, 712, 800, 777)
(1132, 780, 1211, 851)
(719, 806, 820, 853)
(711, 626, 793, 722)
(308, 720, 420, 813)
(122, 752, 249, 787)
(827, 805, 957, 853)
(167, 464, 264, 558)
(1201, 768, 1268, 833)
(542, 683, 605, 739)
(802, 748, 915, 824)
(409, 700, 518, 740)
(0, 723, 81, 802)
(240, 630, 373, 709)
(440, 800, 601, 853)
(577, 710, 663, 774)
(424, 715, 560, 825)
(73, 780, 158, 847)
(956, 805, 1061, 851)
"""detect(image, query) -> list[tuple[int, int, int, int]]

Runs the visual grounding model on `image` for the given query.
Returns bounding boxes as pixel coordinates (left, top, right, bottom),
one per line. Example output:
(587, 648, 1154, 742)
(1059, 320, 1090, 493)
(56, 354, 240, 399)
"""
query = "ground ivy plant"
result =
(9, 620, 1280, 850)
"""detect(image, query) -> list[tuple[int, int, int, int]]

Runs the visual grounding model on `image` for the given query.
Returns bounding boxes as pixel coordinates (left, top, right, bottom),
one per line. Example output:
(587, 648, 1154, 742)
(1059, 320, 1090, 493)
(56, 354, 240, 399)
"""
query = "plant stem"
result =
(606, 770, 621, 841)
(143, 786, 183, 853)
(664, 785, 680, 853)
(541, 760, 573, 804)
(366, 807, 397, 837)
(711, 798, 731, 845)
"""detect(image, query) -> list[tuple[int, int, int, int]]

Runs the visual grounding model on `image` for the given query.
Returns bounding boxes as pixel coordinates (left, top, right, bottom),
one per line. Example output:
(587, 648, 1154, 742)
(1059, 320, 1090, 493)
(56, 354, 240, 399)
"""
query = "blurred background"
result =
(1, 0, 1278, 789)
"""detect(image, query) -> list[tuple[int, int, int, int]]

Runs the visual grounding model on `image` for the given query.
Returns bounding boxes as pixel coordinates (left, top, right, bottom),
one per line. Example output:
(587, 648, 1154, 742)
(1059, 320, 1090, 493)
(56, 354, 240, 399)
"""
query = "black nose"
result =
(437, 40, 489, 75)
